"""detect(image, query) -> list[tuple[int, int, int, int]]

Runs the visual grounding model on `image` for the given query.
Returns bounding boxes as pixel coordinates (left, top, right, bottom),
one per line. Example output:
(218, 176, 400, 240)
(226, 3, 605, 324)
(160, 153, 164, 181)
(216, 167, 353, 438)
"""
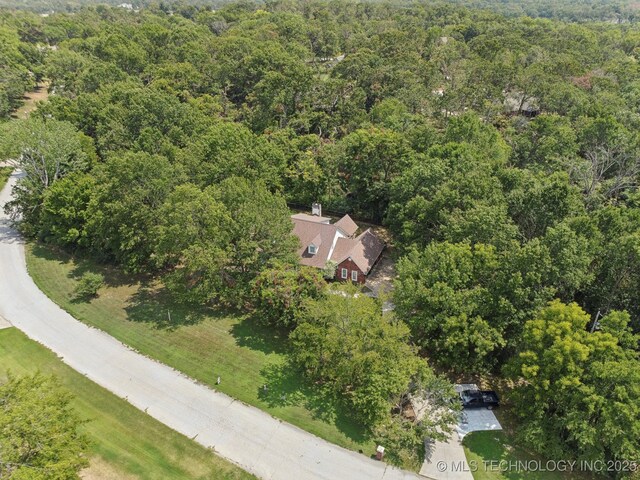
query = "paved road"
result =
(0, 171, 420, 480)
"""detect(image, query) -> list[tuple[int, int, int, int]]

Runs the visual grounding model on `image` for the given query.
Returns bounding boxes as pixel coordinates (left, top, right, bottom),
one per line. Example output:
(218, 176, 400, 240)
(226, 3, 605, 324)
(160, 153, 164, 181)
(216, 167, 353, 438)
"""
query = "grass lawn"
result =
(0, 167, 12, 190)
(0, 327, 254, 480)
(26, 243, 375, 457)
(463, 431, 600, 480)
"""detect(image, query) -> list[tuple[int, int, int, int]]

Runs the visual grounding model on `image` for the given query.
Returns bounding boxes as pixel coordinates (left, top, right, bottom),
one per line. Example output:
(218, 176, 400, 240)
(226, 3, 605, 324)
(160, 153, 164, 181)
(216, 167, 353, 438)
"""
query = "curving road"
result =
(0, 171, 421, 480)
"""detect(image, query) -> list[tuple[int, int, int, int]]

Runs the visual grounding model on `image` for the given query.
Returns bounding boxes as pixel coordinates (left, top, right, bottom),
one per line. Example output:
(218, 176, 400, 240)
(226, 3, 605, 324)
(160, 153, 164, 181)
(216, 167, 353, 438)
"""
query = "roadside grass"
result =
(0, 327, 255, 480)
(25, 243, 375, 456)
(463, 430, 600, 480)
(0, 167, 12, 190)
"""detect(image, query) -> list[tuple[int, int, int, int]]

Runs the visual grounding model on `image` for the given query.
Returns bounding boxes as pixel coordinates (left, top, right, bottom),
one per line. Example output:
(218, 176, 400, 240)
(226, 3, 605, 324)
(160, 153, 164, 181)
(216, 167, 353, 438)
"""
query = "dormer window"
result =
(308, 244, 318, 255)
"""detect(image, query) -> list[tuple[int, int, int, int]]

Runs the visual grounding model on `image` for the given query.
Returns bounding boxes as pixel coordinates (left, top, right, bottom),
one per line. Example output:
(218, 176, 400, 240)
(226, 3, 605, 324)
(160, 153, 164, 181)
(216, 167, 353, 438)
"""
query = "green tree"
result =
(0, 24, 37, 118)
(214, 177, 298, 290)
(503, 169, 585, 240)
(586, 206, 640, 331)
(291, 286, 423, 426)
(252, 263, 325, 329)
(539, 220, 596, 301)
(394, 242, 505, 372)
(507, 300, 640, 463)
(179, 121, 285, 189)
(39, 173, 96, 248)
(338, 127, 413, 221)
(73, 271, 104, 300)
(154, 183, 233, 304)
(0, 373, 89, 480)
(154, 178, 297, 304)
(387, 143, 507, 249)
(508, 113, 578, 171)
(0, 118, 91, 236)
(85, 152, 181, 272)
(374, 367, 460, 469)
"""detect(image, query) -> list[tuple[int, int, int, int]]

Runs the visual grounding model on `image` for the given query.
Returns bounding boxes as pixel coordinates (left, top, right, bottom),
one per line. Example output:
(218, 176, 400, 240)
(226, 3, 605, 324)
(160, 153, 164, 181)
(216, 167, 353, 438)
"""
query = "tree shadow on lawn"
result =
(230, 315, 289, 355)
(258, 359, 371, 447)
(68, 262, 140, 290)
(123, 285, 210, 331)
(28, 242, 135, 291)
(30, 242, 76, 268)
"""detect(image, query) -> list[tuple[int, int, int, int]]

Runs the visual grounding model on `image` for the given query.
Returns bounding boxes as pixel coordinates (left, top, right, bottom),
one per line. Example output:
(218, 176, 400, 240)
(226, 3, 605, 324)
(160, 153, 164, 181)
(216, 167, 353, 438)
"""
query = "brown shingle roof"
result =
(292, 218, 342, 268)
(291, 213, 331, 224)
(334, 214, 359, 237)
(330, 228, 385, 274)
(291, 216, 385, 275)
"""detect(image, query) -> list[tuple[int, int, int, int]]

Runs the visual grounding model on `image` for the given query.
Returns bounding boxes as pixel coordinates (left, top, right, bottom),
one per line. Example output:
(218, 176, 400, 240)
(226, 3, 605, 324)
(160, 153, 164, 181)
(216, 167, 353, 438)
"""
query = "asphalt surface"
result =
(0, 171, 421, 480)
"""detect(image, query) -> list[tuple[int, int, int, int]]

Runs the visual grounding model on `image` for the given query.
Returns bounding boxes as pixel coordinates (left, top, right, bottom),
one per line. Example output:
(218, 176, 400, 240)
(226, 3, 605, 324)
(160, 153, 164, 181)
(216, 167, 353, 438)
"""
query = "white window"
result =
(341, 268, 348, 279)
(351, 270, 358, 281)
(308, 245, 317, 255)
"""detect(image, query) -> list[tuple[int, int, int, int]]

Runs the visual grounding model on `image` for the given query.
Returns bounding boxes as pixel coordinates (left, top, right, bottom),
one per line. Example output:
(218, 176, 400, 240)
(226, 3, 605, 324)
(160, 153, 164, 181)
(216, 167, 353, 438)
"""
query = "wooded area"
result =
(1, 0, 639, 474)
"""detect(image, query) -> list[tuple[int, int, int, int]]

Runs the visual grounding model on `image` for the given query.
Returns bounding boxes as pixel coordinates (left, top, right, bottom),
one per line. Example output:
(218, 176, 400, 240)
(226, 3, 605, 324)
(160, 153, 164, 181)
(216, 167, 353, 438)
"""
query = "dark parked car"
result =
(459, 390, 500, 409)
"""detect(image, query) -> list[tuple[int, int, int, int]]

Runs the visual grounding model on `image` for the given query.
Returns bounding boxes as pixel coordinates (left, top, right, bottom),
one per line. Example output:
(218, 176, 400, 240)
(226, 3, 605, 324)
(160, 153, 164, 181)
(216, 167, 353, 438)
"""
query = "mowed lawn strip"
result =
(0, 327, 255, 480)
(26, 243, 374, 455)
(462, 431, 600, 480)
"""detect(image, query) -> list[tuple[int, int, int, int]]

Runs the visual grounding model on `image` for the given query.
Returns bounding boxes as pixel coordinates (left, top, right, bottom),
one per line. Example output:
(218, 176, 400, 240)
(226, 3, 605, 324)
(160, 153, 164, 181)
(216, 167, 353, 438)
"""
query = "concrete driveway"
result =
(457, 409, 502, 439)
(0, 170, 421, 480)
(419, 385, 502, 480)
(420, 435, 473, 480)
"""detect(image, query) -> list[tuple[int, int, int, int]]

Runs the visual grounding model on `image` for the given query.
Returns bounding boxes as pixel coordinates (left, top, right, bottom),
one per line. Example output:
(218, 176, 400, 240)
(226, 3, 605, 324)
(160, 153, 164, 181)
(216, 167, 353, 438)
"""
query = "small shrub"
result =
(322, 260, 337, 280)
(74, 272, 104, 299)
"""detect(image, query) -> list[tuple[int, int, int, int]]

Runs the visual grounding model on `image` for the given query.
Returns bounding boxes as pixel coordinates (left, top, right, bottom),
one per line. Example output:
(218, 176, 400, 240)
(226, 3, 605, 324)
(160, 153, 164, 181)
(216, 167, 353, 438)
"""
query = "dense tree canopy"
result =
(1, 0, 639, 469)
(0, 118, 92, 235)
(0, 21, 41, 118)
(507, 301, 640, 463)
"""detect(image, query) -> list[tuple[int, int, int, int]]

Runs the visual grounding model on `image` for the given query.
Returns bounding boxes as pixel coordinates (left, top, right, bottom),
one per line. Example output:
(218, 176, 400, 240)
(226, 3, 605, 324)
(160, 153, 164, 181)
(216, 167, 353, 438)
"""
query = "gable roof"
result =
(291, 214, 385, 275)
(292, 217, 344, 269)
(334, 214, 359, 237)
(330, 228, 385, 274)
(310, 233, 322, 248)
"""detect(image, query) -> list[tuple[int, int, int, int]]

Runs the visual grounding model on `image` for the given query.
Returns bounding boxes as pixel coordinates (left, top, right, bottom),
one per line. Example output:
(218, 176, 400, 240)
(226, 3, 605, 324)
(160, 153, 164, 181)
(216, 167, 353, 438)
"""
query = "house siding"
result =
(336, 258, 366, 284)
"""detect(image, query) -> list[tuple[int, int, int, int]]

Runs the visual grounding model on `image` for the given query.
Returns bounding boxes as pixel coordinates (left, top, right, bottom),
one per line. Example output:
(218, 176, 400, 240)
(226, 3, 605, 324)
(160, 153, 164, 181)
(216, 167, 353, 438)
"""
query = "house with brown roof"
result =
(291, 203, 385, 284)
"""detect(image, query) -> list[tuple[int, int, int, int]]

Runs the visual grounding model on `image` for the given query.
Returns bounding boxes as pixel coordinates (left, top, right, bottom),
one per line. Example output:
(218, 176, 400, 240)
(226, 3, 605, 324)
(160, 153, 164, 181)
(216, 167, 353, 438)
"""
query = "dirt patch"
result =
(365, 252, 396, 297)
(80, 457, 138, 480)
(11, 82, 50, 120)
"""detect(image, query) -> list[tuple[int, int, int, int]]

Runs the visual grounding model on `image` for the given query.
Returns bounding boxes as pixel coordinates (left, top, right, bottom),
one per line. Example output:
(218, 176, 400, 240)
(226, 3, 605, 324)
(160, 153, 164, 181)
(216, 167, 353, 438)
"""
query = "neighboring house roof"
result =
(291, 213, 385, 275)
(334, 214, 359, 237)
(331, 229, 385, 274)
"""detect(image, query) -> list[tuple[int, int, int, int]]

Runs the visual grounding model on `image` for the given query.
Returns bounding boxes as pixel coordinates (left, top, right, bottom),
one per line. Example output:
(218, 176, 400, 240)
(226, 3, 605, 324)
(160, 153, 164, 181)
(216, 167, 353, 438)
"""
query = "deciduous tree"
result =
(507, 301, 640, 463)
(0, 373, 89, 480)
